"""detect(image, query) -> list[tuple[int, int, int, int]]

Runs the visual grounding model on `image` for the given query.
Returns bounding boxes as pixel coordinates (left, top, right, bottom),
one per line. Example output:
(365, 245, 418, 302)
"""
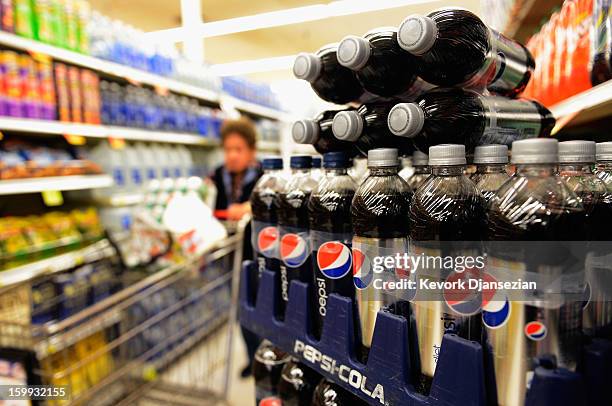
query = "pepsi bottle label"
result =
(252, 220, 281, 275)
(279, 225, 312, 303)
(311, 231, 354, 337)
(480, 96, 543, 145)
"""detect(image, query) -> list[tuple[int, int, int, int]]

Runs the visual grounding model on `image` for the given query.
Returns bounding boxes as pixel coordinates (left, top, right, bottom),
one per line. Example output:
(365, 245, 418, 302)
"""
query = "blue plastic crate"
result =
(239, 261, 610, 406)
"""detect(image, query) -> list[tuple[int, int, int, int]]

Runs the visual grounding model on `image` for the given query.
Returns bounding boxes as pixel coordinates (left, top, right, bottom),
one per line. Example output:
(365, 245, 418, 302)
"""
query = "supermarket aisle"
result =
(228, 324, 255, 406)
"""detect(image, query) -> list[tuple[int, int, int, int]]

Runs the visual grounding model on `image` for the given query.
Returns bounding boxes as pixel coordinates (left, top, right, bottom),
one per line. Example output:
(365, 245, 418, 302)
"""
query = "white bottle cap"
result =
(293, 53, 322, 82)
(412, 150, 429, 166)
(332, 111, 364, 142)
(337, 35, 371, 70)
(596, 142, 612, 162)
(292, 120, 319, 144)
(387, 103, 425, 138)
(368, 148, 398, 168)
(398, 15, 438, 55)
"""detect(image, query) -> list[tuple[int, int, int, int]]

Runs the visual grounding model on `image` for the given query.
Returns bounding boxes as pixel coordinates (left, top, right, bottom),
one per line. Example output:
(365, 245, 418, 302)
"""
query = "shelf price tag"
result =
(154, 85, 169, 96)
(63, 134, 86, 145)
(42, 190, 64, 207)
(109, 137, 126, 149)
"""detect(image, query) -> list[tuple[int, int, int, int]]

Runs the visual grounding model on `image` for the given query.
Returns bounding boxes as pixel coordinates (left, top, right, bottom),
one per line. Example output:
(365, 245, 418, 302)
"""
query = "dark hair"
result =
(220, 118, 257, 150)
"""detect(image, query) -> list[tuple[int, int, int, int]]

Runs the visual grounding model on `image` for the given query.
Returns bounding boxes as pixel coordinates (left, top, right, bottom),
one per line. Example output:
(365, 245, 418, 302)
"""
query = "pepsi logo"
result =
(444, 268, 481, 316)
(317, 242, 352, 279)
(482, 272, 511, 329)
(524, 321, 547, 341)
(352, 248, 372, 290)
(257, 226, 279, 257)
(280, 233, 309, 267)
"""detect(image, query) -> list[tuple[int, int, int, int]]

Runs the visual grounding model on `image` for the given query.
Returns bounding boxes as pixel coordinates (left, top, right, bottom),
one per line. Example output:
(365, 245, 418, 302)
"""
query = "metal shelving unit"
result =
(0, 31, 286, 122)
(0, 174, 113, 195)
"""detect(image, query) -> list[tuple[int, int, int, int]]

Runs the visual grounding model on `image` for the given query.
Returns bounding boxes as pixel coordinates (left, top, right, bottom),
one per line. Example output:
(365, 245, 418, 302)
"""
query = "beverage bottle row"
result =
(99, 81, 225, 137)
(293, 7, 535, 104)
(292, 88, 555, 156)
(0, 50, 56, 119)
(522, 0, 612, 106)
(2, 0, 90, 53)
(88, 141, 194, 197)
(249, 139, 612, 405)
(253, 340, 368, 405)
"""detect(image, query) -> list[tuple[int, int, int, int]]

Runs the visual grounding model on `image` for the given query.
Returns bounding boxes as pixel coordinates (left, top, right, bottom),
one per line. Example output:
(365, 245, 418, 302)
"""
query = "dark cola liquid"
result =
(356, 29, 421, 97)
(312, 45, 365, 104)
(253, 343, 291, 404)
(308, 176, 356, 339)
(353, 103, 415, 158)
(411, 88, 555, 154)
(413, 8, 533, 96)
(251, 181, 281, 272)
(416, 9, 490, 86)
(278, 360, 321, 406)
(313, 110, 358, 157)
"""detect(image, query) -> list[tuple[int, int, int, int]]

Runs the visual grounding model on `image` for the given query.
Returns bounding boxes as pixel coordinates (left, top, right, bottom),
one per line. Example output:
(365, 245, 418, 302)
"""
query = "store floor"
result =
(228, 324, 256, 406)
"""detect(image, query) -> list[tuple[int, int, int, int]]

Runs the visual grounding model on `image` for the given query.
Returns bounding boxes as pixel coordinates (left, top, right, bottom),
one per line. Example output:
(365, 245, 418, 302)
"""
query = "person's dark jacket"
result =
(211, 164, 262, 210)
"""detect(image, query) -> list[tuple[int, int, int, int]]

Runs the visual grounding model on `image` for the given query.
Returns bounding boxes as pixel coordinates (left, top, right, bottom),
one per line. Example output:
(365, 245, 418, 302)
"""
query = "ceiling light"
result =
(145, 0, 441, 43)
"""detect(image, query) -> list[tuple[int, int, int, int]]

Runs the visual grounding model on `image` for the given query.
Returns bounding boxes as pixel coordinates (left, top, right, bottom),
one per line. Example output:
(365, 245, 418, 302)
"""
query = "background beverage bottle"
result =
(292, 110, 358, 157)
(251, 157, 286, 290)
(277, 359, 322, 406)
(591, 0, 612, 85)
(308, 152, 357, 339)
(337, 27, 431, 99)
(387, 88, 555, 154)
(471, 144, 511, 202)
(558, 141, 612, 338)
(405, 150, 430, 190)
(253, 340, 291, 405)
(278, 156, 318, 315)
(397, 8, 534, 97)
(293, 44, 365, 104)
(595, 142, 612, 338)
(332, 102, 414, 157)
(487, 139, 585, 406)
(350, 148, 415, 364)
(408, 144, 487, 394)
(312, 379, 368, 406)
(311, 156, 323, 183)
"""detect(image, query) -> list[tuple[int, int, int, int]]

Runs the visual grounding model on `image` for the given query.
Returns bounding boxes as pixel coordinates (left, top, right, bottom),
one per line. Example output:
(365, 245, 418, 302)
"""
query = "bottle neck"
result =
(475, 163, 507, 174)
(596, 161, 612, 172)
(431, 165, 464, 176)
(414, 165, 430, 175)
(291, 168, 310, 175)
(515, 163, 557, 177)
(264, 168, 281, 174)
(324, 167, 348, 176)
(369, 166, 398, 176)
(558, 162, 594, 175)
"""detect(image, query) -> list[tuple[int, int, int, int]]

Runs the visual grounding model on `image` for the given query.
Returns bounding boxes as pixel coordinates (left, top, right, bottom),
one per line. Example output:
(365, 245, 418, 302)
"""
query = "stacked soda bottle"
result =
(522, 0, 611, 106)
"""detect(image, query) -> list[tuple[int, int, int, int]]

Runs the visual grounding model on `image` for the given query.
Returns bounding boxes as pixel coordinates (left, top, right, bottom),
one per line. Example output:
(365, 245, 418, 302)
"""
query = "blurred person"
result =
(210, 117, 263, 378)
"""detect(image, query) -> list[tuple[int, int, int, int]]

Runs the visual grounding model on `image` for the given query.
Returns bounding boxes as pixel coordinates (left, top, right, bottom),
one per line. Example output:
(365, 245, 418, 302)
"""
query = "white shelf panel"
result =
(0, 31, 287, 121)
(0, 117, 220, 146)
(0, 174, 113, 195)
(549, 80, 612, 121)
(0, 239, 114, 287)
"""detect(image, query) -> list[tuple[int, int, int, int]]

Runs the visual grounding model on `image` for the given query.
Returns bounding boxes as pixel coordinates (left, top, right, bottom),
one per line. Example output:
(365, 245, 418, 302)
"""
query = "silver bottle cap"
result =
(398, 15, 438, 55)
(387, 103, 425, 138)
(292, 119, 319, 144)
(293, 53, 322, 82)
(473, 145, 509, 164)
(596, 142, 612, 162)
(511, 138, 558, 164)
(332, 111, 363, 142)
(337, 35, 371, 70)
(429, 144, 466, 166)
(558, 140, 596, 163)
(368, 148, 399, 168)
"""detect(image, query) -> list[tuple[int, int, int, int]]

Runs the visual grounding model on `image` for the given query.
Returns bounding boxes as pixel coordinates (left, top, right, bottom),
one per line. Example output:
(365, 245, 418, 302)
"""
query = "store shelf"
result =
(0, 174, 113, 195)
(0, 239, 114, 288)
(550, 80, 612, 130)
(223, 96, 289, 121)
(0, 117, 220, 146)
(0, 31, 286, 121)
(504, 0, 562, 42)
